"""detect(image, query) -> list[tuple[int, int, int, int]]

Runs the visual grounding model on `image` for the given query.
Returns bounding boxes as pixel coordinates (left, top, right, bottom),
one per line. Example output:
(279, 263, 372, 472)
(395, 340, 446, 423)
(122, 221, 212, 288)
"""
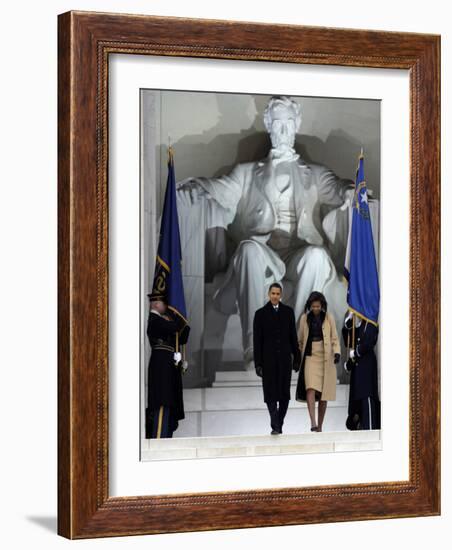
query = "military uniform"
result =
(342, 318, 380, 430)
(145, 310, 190, 438)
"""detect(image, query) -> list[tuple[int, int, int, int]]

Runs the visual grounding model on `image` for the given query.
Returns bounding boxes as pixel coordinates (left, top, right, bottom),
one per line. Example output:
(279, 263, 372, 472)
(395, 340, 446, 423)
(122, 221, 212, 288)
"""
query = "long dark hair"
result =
(304, 291, 328, 314)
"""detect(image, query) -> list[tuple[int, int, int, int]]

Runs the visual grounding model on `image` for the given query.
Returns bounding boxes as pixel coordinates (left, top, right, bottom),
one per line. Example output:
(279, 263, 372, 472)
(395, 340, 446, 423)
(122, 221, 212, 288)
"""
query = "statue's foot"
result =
(243, 347, 254, 371)
(244, 359, 255, 371)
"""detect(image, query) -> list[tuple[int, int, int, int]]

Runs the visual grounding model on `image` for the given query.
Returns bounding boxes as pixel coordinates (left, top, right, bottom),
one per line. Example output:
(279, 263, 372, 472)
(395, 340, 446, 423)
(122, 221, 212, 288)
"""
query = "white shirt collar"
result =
(150, 308, 163, 317)
(269, 148, 300, 166)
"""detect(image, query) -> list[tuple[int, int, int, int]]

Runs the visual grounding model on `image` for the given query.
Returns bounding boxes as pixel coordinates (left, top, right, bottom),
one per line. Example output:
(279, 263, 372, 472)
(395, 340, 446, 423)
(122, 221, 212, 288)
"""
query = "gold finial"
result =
(167, 136, 173, 163)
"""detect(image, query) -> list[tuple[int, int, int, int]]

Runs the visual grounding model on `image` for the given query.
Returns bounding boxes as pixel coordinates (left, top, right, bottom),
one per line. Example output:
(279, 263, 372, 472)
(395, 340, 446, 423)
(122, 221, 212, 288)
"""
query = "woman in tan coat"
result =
(295, 291, 341, 432)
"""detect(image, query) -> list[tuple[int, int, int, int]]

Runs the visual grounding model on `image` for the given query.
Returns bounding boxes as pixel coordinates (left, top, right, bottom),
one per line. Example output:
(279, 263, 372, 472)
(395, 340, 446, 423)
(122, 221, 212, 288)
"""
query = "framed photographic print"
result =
(136, 86, 384, 463)
(58, 11, 440, 538)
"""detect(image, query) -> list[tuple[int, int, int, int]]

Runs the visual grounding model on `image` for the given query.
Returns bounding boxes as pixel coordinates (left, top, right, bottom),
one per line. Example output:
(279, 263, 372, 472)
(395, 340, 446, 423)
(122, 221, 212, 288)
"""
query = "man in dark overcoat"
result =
(145, 292, 190, 438)
(253, 283, 301, 434)
(342, 314, 380, 430)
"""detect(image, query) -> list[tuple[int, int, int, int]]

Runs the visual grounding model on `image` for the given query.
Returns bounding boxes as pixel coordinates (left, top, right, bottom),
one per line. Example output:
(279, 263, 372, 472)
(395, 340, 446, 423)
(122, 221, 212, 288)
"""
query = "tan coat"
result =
(296, 312, 340, 401)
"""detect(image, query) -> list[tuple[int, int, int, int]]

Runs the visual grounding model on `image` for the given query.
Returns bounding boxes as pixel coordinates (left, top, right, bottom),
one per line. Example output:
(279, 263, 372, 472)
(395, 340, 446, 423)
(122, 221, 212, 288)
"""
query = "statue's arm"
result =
(317, 167, 354, 208)
(176, 164, 246, 214)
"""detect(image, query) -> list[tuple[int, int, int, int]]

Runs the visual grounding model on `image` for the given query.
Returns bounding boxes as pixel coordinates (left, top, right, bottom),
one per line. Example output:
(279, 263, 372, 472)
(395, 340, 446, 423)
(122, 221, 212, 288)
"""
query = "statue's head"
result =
(263, 96, 301, 151)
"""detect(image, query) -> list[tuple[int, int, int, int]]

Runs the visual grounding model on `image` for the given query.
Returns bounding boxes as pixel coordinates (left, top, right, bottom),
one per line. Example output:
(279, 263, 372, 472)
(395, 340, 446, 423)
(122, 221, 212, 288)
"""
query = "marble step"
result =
(215, 370, 344, 382)
(147, 428, 380, 447)
(184, 384, 349, 412)
(142, 428, 381, 461)
(213, 370, 345, 387)
(214, 370, 273, 383)
(172, 403, 351, 438)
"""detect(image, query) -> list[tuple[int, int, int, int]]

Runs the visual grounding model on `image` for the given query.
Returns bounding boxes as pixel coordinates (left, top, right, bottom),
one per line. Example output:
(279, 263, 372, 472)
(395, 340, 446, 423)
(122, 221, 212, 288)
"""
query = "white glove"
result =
(173, 352, 182, 364)
(344, 311, 353, 328)
(349, 349, 355, 360)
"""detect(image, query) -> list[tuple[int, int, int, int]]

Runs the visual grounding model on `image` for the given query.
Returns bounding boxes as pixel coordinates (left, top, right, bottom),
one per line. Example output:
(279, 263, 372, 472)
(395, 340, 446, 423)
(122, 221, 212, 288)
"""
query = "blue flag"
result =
(344, 152, 380, 325)
(151, 148, 188, 327)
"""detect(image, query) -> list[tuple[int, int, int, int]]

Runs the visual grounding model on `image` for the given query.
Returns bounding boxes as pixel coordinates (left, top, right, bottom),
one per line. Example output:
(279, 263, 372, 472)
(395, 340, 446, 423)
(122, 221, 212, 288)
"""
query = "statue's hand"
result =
(176, 178, 207, 206)
(342, 187, 355, 209)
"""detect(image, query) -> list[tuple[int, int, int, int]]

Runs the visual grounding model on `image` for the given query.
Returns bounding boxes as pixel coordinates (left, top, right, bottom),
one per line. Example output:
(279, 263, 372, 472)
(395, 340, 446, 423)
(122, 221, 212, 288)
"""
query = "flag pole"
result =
(168, 135, 173, 162)
(167, 141, 187, 370)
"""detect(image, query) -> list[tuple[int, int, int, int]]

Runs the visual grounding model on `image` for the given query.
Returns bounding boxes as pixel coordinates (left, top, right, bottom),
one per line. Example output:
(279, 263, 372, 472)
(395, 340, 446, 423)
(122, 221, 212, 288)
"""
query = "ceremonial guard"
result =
(145, 292, 190, 439)
(342, 152, 380, 430)
(342, 313, 380, 430)
(253, 283, 301, 434)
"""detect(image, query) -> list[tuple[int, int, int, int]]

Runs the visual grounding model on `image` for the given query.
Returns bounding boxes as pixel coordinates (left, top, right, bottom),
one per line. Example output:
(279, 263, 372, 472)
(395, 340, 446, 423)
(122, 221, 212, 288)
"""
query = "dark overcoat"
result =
(342, 320, 379, 403)
(253, 301, 301, 403)
(147, 311, 190, 426)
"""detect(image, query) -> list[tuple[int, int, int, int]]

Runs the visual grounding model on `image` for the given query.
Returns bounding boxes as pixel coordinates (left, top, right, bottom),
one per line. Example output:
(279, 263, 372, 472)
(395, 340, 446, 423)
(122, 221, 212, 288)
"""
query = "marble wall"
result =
(140, 89, 381, 395)
(157, 91, 381, 198)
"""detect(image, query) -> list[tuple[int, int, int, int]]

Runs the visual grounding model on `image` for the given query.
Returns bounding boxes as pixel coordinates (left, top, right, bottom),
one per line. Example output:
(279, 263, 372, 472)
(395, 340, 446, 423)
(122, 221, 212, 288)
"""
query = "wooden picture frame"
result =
(58, 10, 440, 538)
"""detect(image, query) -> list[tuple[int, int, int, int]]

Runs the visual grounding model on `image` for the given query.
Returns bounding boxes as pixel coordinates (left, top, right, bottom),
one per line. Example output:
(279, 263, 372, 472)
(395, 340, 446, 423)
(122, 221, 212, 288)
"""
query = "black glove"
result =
(334, 353, 340, 364)
(345, 358, 354, 372)
(255, 365, 263, 378)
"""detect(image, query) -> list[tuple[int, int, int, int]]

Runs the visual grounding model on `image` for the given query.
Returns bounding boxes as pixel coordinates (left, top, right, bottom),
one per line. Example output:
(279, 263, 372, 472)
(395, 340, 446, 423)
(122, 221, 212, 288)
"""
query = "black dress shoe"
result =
(271, 429, 282, 435)
(310, 426, 318, 432)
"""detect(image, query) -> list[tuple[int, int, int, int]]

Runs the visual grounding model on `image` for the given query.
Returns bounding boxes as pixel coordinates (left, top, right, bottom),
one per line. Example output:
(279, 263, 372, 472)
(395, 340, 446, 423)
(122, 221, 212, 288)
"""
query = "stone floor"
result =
(141, 429, 382, 461)
(141, 370, 382, 461)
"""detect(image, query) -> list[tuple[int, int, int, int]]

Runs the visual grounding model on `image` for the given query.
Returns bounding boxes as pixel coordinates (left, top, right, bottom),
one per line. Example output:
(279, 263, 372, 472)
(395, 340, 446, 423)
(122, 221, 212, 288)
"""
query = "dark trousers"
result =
(145, 406, 174, 439)
(360, 397, 381, 430)
(348, 397, 380, 430)
(266, 400, 289, 432)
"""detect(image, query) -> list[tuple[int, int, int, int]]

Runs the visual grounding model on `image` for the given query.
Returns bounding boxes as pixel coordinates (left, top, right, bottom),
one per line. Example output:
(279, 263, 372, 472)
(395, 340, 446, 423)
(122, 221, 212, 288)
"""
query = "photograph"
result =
(54, 9, 440, 538)
(141, 90, 382, 459)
